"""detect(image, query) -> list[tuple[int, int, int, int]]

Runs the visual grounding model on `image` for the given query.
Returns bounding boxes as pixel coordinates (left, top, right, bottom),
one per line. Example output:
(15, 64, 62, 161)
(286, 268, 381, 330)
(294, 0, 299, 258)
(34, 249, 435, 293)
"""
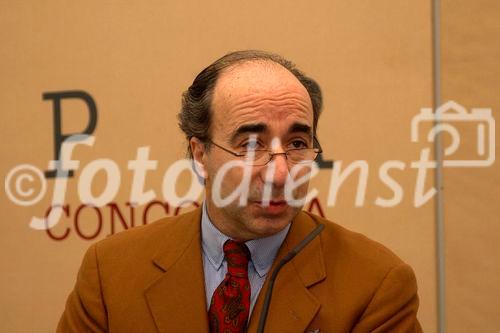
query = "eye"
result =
(289, 140, 308, 149)
(241, 139, 263, 150)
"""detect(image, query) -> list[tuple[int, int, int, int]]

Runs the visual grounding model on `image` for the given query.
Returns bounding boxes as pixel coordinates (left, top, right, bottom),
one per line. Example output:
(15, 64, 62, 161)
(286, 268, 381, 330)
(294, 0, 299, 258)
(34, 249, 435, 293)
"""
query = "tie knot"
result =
(223, 240, 250, 277)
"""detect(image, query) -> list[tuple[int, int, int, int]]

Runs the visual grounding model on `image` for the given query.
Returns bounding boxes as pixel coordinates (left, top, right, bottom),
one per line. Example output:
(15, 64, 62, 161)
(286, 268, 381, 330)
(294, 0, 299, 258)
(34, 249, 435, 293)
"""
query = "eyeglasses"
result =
(208, 137, 323, 166)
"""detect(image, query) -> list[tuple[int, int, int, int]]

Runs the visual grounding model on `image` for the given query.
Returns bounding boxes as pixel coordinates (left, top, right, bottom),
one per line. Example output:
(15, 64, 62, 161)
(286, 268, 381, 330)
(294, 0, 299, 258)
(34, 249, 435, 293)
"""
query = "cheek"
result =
(289, 166, 314, 190)
(204, 154, 226, 180)
(205, 161, 256, 191)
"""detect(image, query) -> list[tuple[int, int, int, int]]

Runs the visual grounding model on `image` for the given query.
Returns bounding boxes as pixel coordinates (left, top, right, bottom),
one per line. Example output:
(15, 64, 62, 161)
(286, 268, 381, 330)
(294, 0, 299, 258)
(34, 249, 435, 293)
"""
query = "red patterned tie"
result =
(208, 240, 251, 333)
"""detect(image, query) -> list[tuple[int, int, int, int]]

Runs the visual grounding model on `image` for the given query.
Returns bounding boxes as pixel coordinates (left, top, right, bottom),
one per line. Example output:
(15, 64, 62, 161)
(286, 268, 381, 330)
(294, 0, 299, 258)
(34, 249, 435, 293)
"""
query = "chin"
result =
(246, 207, 299, 238)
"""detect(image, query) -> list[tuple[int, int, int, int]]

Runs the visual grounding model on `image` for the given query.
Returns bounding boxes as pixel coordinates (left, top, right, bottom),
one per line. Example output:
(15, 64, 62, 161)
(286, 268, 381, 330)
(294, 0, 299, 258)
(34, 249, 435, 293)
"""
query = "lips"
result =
(253, 200, 286, 205)
(252, 200, 289, 215)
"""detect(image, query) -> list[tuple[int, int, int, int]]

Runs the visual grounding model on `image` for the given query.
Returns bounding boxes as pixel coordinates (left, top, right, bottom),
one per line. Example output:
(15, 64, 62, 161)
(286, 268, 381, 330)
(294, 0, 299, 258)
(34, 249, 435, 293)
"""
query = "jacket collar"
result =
(144, 208, 326, 333)
(247, 210, 326, 332)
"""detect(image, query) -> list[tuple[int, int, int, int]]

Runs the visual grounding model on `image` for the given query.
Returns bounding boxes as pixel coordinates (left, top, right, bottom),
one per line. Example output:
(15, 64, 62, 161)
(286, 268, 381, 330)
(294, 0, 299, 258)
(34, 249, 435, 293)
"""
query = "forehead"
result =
(211, 61, 313, 141)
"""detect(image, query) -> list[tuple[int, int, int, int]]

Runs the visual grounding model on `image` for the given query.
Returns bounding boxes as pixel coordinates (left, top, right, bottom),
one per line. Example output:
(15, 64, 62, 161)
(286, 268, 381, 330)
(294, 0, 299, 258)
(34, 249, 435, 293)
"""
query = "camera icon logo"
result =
(411, 100, 495, 167)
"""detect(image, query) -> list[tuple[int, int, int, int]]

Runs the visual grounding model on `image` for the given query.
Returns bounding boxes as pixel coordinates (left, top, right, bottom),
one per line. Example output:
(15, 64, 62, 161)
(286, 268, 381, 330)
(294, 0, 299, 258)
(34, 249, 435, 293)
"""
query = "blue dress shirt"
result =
(201, 202, 291, 316)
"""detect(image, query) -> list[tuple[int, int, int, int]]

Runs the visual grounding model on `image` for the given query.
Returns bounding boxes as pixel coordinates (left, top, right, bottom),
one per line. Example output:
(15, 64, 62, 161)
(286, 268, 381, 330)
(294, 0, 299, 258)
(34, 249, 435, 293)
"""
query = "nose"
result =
(262, 152, 289, 189)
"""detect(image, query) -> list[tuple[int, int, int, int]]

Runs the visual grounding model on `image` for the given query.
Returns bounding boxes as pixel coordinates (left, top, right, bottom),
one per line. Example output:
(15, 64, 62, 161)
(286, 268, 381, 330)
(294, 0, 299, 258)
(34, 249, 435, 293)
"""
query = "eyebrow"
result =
(288, 122, 312, 136)
(230, 123, 267, 144)
(229, 121, 312, 144)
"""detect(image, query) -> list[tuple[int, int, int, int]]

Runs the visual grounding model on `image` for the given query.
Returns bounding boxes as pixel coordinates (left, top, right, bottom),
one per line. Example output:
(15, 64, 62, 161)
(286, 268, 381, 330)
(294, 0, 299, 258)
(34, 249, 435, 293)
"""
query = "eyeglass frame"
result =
(205, 136, 323, 166)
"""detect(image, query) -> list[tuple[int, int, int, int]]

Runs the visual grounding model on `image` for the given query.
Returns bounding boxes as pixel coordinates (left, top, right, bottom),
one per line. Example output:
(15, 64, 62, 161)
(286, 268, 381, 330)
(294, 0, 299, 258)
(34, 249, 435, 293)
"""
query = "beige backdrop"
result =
(1, 1, 498, 332)
(441, 0, 500, 332)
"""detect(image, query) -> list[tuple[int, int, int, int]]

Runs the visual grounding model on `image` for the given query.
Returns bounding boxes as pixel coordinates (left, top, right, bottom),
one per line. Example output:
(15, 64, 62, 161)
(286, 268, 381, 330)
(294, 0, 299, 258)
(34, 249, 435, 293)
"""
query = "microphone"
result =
(256, 223, 325, 333)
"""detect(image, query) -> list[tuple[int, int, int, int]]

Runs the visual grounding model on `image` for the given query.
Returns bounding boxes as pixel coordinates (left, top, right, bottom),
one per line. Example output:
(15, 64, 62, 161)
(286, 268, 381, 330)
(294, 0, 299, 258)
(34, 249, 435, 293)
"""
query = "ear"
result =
(189, 137, 207, 179)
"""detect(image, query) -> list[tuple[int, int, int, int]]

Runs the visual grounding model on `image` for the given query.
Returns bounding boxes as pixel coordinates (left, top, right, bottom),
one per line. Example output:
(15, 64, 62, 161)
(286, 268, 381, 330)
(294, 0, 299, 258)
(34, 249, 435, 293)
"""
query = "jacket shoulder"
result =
(300, 211, 420, 329)
(303, 211, 407, 272)
(92, 208, 201, 263)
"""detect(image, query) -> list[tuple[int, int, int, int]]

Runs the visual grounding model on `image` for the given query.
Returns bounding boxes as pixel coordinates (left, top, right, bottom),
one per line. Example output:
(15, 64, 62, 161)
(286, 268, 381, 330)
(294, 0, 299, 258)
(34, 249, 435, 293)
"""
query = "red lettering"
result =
(174, 200, 200, 216)
(307, 197, 325, 217)
(74, 204, 103, 240)
(107, 202, 135, 235)
(142, 200, 169, 225)
(44, 200, 206, 242)
(45, 205, 70, 240)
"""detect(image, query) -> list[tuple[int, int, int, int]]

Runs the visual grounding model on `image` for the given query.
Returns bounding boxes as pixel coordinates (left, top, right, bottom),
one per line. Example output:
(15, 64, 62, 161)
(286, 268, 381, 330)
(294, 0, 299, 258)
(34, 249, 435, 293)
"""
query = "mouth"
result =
(252, 200, 289, 215)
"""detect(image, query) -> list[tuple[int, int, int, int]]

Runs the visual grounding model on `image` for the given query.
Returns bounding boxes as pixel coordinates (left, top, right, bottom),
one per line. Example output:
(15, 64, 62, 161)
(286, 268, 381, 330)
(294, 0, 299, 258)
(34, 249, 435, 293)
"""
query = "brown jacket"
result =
(57, 208, 422, 332)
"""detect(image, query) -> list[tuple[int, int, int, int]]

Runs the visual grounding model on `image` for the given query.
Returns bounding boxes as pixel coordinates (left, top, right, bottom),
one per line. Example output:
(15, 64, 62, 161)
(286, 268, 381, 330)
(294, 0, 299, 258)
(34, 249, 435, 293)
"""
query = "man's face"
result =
(192, 61, 315, 240)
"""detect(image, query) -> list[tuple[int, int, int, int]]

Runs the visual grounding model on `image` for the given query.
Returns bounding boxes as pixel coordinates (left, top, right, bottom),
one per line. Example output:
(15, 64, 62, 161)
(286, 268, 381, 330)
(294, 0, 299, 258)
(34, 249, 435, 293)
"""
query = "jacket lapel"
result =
(144, 208, 210, 333)
(143, 208, 326, 333)
(248, 211, 326, 333)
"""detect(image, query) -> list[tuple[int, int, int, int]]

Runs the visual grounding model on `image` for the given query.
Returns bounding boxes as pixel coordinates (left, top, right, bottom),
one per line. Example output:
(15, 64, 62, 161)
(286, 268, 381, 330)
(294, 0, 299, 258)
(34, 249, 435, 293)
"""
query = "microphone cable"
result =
(256, 223, 325, 333)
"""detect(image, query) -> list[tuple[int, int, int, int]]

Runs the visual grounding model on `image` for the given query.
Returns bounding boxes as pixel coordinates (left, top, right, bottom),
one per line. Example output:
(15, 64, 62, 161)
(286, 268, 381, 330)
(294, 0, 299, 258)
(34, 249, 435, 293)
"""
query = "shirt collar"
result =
(201, 201, 290, 278)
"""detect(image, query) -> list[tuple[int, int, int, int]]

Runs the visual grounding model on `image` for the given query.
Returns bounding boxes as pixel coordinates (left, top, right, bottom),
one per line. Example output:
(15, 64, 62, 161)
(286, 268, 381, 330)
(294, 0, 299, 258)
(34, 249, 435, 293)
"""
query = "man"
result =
(58, 50, 422, 332)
